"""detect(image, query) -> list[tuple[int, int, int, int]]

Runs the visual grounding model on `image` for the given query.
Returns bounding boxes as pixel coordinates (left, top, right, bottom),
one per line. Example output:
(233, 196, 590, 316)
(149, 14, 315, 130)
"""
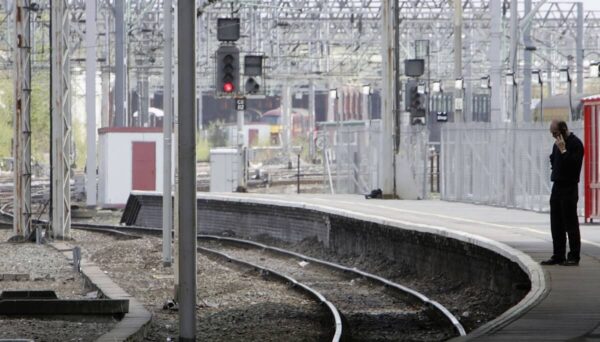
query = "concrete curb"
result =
(49, 242, 152, 342)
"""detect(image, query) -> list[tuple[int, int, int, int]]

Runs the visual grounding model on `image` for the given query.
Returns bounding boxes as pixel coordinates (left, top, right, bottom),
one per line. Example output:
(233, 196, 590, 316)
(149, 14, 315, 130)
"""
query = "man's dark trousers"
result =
(550, 182, 581, 261)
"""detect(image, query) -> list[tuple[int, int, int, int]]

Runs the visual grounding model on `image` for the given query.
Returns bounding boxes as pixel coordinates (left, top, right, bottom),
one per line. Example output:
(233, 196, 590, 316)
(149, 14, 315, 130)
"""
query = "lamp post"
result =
(532, 69, 544, 122)
(480, 75, 491, 90)
(431, 80, 444, 121)
(328, 88, 338, 123)
(480, 76, 491, 122)
(590, 62, 600, 79)
(592, 62, 600, 97)
(455, 78, 464, 121)
(415, 40, 430, 127)
(506, 71, 517, 122)
(361, 85, 371, 121)
(432, 80, 442, 94)
(559, 67, 572, 121)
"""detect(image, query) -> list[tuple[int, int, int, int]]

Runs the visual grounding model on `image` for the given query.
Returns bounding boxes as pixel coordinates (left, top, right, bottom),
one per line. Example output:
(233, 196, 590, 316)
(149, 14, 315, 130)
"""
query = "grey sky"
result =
(573, 0, 600, 12)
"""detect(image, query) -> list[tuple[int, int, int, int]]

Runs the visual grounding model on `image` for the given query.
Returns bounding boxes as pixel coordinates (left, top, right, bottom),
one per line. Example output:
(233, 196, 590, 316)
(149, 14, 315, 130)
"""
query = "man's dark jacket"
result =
(550, 133, 584, 184)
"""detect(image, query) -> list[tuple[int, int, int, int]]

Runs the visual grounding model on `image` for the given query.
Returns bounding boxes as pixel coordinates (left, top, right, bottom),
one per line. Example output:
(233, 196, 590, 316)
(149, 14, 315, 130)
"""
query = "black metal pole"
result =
(48, 0, 53, 235)
(540, 81, 544, 122)
(297, 153, 300, 194)
(178, 1, 197, 340)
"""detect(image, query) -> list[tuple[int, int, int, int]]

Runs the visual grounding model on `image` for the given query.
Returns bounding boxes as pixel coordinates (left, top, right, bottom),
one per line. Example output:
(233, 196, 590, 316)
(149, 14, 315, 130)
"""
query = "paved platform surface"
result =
(50, 241, 152, 342)
(206, 193, 600, 341)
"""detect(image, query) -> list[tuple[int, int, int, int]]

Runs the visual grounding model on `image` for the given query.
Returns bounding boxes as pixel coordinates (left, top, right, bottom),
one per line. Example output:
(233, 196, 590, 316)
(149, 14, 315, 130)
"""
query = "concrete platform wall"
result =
(328, 215, 526, 296)
(125, 193, 529, 298)
(198, 199, 331, 245)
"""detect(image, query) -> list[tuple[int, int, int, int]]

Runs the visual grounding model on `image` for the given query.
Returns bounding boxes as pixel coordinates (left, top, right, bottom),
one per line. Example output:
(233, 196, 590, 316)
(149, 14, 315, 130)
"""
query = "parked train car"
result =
(533, 93, 588, 122)
(259, 108, 311, 144)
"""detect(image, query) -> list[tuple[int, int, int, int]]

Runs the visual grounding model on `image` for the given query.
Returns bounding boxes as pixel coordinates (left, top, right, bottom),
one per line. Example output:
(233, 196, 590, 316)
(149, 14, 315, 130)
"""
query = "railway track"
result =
(199, 235, 464, 341)
(71, 222, 465, 341)
(2, 218, 466, 341)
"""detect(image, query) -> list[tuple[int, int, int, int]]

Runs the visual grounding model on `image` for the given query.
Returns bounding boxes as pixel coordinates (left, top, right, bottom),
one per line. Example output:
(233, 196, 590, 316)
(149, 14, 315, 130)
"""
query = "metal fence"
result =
(441, 121, 584, 212)
(318, 121, 381, 194)
(397, 123, 430, 199)
(318, 119, 430, 198)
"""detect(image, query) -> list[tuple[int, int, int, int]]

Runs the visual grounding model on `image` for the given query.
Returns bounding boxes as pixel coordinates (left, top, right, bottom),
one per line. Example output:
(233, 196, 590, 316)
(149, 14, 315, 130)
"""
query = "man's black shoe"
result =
(540, 258, 565, 265)
(561, 259, 579, 266)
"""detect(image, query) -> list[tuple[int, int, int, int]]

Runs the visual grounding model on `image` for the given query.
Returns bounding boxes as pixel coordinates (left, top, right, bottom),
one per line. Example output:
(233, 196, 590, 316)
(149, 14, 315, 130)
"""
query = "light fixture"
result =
(532, 69, 543, 84)
(506, 72, 516, 86)
(454, 78, 464, 90)
(559, 67, 571, 83)
(329, 89, 338, 99)
(417, 84, 426, 95)
(590, 63, 600, 78)
(480, 76, 490, 89)
(432, 80, 442, 93)
(361, 85, 371, 95)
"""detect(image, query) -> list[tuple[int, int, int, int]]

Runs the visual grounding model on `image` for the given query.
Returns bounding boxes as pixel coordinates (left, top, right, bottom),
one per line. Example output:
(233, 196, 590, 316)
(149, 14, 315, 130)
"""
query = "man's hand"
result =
(555, 135, 567, 153)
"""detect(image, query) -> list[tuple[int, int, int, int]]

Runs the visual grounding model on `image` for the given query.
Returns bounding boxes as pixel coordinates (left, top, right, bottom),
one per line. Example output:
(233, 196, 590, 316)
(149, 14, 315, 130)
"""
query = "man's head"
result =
(550, 119, 569, 139)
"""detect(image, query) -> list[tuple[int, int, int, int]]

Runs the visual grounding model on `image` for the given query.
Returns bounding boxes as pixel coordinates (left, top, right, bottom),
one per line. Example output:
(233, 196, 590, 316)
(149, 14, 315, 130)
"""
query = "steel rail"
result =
(199, 246, 344, 342)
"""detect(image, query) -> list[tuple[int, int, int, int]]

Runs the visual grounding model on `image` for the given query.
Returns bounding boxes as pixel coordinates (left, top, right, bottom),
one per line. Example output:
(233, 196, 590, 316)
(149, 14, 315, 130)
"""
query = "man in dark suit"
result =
(541, 120, 584, 266)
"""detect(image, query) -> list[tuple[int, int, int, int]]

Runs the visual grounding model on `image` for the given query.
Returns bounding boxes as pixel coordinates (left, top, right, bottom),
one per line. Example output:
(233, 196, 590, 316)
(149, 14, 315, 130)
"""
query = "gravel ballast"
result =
(0, 229, 117, 341)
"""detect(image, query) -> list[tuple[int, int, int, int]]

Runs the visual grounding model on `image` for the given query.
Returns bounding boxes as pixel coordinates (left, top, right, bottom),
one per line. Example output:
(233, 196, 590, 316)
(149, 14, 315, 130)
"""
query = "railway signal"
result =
(244, 55, 264, 95)
(406, 79, 426, 125)
(216, 45, 240, 96)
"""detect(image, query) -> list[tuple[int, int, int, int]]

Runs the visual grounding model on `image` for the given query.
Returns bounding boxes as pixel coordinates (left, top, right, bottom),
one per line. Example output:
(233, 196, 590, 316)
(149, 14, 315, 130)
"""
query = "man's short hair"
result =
(557, 121, 568, 133)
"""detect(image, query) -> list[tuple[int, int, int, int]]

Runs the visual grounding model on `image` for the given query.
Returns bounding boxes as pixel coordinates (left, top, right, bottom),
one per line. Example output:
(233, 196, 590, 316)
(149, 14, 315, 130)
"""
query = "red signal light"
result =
(223, 82, 234, 93)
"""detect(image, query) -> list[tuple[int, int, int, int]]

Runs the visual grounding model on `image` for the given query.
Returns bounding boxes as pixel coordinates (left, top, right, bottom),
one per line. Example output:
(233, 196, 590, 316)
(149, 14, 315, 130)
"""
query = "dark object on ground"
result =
(365, 189, 383, 199)
(162, 299, 178, 311)
(0, 290, 129, 315)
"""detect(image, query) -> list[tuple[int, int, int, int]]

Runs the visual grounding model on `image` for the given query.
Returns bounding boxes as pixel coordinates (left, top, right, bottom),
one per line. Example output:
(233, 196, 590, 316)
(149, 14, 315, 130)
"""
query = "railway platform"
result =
(202, 193, 600, 341)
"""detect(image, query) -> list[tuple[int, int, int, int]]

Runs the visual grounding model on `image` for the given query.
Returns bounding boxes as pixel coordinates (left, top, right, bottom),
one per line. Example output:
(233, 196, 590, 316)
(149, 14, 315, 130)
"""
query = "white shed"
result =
(98, 127, 172, 207)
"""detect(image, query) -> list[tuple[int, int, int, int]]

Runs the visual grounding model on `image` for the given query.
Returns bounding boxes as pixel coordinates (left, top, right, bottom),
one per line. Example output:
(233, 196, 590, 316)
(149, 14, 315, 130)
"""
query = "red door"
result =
(132, 142, 156, 191)
(249, 129, 259, 146)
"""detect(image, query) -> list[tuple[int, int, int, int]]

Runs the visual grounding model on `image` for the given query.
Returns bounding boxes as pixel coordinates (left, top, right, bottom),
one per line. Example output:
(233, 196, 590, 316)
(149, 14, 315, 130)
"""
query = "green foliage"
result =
(196, 135, 210, 162)
(72, 118, 86, 170)
(292, 134, 310, 160)
(207, 120, 228, 147)
(30, 73, 50, 163)
(0, 72, 14, 158)
(0, 71, 52, 165)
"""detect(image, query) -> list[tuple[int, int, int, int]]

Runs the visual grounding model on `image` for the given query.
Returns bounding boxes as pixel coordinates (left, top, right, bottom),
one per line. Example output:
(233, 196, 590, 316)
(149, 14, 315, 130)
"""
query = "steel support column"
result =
(380, 0, 395, 196)
(281, 83, 291, 157)
(308, 80, 316, 160)
(51, 0, 71, 239)
(576, 2, 584, 94)
(162, 0, 173, 267)
(453, 0, 463, 122)
(490, 0, 504, 123)
(14, 0, 32, 238)
(114, 0, 126, 127)
(523, 0, 533, 122)
(85, 0, 97, 206)
(177, 1, 197, 340)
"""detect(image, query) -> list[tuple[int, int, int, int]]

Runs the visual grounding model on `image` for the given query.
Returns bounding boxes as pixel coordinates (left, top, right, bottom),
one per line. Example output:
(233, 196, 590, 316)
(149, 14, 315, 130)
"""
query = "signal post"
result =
(215, 18, 265, 192)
